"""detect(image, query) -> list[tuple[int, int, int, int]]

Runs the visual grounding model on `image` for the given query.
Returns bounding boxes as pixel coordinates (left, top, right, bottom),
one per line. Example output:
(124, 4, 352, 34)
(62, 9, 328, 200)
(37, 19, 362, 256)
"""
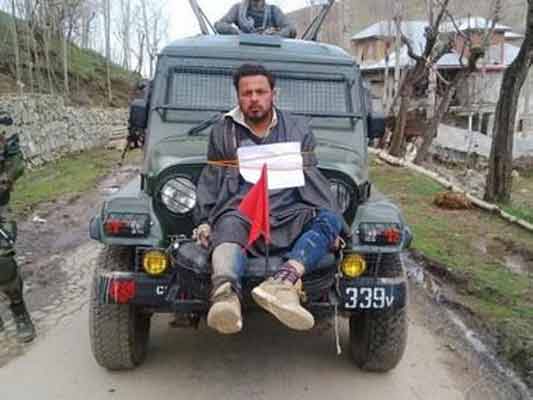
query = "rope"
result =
(207, 151, 316, 171)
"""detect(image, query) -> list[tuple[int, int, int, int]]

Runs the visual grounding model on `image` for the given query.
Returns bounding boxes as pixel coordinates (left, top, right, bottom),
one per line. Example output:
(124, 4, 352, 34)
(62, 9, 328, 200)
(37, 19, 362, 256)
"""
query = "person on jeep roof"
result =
(215, 0, 297, 38)
(194, 64, 345, 334)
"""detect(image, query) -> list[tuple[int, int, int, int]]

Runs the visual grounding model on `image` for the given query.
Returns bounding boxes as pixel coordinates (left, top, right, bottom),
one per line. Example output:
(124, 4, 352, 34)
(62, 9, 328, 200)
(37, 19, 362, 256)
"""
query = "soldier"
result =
(0, 111, 35, 343)
(121, 79, 151, 162)
(215, 0, 297, 38)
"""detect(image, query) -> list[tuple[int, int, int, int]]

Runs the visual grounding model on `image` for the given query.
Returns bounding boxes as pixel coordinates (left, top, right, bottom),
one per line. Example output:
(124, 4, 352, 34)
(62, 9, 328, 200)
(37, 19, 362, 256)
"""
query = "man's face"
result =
(237, 75, 274, 124)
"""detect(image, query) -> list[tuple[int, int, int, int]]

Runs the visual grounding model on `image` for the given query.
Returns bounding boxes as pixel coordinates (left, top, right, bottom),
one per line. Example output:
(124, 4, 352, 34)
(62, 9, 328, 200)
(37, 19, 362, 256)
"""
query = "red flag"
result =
(239, 164, 271, 247)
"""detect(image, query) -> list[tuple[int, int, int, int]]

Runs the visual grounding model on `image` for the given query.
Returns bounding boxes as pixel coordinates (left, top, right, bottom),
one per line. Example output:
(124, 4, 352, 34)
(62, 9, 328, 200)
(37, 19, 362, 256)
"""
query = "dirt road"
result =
(0, 165, 530, 400)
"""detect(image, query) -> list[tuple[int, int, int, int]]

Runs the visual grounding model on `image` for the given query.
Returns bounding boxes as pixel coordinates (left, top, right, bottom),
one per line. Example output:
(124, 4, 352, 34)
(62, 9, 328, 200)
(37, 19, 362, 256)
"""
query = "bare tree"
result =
(140, 0, 168, 77)
(120, 0, 131, 70)
(392, 0, 403, 106)
(388, 0, 451, 157)
(414, 1, 503, 164)
(62, 0, 70, 96)
(387, 0, 503, 161)
(80, 0, 97, 48)
(103, 0, 112, 103)
(485, 0, 533, 203)
(10, 0, 23, 95)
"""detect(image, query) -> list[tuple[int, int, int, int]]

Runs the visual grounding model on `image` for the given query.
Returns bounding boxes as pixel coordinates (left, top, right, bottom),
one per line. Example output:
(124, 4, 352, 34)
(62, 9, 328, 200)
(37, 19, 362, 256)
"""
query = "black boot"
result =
(10, 302, 35, 343)
(0, 315, 4, 332)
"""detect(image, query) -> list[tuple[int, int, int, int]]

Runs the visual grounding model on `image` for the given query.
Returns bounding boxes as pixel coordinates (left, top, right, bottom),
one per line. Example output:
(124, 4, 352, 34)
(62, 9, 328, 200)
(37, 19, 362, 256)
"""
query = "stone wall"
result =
(0, 95, 126, 167)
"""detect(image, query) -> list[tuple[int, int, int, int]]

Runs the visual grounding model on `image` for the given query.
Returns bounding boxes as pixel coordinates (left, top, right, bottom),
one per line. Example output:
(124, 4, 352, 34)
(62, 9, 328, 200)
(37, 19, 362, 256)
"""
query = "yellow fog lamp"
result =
(341, 253, 367, 278)
(143, 250, 169, 276)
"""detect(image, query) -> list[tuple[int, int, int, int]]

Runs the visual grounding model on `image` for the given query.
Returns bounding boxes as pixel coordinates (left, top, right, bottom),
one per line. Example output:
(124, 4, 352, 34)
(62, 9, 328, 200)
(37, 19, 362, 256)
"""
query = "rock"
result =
(433, 191, 473, 210)
(513, 154, 533, 173)
(0, 95, 127, 169)
(32, 216, 47, 224)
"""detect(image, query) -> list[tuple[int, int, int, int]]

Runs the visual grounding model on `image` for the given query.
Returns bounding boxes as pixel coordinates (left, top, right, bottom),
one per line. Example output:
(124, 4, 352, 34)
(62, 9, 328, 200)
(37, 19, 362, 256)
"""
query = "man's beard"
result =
(244, 107, 272, 124)
(250, 0, 265, 11)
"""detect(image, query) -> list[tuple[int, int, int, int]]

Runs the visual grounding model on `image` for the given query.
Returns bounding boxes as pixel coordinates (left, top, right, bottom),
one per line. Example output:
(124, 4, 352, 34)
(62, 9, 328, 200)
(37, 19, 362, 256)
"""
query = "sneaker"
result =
(207, 282, 243, 334)
(252, 265, 315, 331)
(10, 302, 36, 343)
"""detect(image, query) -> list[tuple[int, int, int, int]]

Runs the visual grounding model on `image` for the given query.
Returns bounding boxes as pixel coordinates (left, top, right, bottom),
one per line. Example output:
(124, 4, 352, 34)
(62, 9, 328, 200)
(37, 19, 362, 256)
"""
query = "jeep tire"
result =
(89, 246, 151, 370)
(349, 254, 407, 372)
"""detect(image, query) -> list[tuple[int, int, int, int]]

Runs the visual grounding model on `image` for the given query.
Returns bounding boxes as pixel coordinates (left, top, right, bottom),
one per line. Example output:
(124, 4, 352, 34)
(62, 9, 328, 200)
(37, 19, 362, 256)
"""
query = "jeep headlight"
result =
(330, 180, 352, 213)
(160, 177, 197, 214)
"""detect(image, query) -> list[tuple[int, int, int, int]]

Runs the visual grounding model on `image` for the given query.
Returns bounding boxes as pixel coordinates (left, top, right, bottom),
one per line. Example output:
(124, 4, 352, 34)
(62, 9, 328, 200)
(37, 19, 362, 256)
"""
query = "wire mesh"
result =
(170, 69, 349, 115)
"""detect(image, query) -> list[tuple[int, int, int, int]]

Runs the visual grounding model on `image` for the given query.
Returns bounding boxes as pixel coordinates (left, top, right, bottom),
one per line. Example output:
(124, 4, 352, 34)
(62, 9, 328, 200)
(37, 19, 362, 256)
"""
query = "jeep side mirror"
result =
(367, 112, 385, 140)
(129, 99, 148, 130)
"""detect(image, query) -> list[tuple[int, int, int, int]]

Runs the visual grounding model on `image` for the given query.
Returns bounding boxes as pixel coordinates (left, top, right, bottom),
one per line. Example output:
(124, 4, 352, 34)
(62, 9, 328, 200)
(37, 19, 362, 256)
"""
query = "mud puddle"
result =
(474, 237, 533, 275)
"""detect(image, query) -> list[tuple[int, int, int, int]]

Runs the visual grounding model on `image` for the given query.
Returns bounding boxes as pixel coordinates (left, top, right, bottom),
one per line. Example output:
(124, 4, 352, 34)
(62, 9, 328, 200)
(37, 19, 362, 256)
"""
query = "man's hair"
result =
(233, 64, 276, 92)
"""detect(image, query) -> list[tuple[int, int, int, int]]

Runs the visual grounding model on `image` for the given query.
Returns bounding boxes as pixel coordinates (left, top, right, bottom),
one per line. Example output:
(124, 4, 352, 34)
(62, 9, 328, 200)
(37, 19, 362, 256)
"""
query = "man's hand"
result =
(193, 224, 211, 248)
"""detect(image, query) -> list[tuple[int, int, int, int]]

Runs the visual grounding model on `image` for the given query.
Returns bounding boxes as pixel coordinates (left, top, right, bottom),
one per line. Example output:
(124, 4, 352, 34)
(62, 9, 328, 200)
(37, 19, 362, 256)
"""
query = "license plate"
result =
(344, 286, 396, 310)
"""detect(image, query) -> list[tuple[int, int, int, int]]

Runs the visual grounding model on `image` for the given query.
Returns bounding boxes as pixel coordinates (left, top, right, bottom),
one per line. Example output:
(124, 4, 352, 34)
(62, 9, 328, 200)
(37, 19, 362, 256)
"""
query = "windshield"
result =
(160, 67, 361, 122)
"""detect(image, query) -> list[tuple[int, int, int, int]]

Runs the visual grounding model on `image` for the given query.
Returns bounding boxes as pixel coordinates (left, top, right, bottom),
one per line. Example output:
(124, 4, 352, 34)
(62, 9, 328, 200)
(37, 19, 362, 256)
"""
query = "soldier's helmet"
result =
(0, 110, 13, 126)
(0, 117, 13, 126)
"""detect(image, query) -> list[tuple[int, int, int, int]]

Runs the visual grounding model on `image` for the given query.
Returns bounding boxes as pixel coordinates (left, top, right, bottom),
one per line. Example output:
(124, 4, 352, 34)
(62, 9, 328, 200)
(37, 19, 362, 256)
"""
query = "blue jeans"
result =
(211, 209, 343, 285)
(285, 209, 343, 273)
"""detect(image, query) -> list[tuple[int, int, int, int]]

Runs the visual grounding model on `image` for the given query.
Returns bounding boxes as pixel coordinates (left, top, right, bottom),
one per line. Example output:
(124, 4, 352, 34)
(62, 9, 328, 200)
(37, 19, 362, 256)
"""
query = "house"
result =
(351, 17, 531, 135)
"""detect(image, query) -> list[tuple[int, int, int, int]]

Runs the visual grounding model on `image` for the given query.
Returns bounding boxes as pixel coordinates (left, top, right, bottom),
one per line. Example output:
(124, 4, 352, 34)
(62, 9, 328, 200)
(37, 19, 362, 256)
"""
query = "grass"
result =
(504, 172, 533, 224)
(11, 147, 131, 215)
(371, 158, 533, 385)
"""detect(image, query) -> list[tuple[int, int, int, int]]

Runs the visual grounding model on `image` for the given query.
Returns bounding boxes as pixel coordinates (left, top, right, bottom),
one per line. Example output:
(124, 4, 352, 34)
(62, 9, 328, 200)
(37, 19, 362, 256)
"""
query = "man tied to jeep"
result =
(194, 64, 346, 334)
(215, 0, 297, 38)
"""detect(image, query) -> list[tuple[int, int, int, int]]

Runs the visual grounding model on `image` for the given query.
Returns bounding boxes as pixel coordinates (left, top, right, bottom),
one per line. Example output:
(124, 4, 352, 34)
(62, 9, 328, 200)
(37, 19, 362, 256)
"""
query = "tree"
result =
(414, 1, 503, 164)
(388, 0, 451, 157)
(10, 0, 23, 95)
(139, 0, 167, 77)
(386, 0, 503, 161)
(62, 0, 70, 97)
(485, 0, 533, 203)
(103, 0, 112, 103)
(120, 0, 131, 70)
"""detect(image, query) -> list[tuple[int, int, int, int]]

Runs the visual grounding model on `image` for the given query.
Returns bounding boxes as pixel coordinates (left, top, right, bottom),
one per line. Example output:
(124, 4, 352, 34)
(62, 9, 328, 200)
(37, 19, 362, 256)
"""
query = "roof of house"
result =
(351, 20, 428, 41)
(440, 17, 511, 33)
(361, 43, 521, 71)
(360, 46, 464, 71)
(352, 17, 511, 41)
(505, 31, 524, 39)
(354, 17, 518, 72)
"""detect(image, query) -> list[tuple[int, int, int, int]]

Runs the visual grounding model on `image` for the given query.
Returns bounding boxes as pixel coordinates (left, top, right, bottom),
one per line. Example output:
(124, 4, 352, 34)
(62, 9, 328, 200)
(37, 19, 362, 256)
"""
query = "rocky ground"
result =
(0, 163, 531, 399)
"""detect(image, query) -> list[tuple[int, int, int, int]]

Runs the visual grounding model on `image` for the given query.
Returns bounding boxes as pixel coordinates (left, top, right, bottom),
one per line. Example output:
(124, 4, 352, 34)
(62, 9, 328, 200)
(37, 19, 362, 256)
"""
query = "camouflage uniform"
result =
(0, 112, 35, 342)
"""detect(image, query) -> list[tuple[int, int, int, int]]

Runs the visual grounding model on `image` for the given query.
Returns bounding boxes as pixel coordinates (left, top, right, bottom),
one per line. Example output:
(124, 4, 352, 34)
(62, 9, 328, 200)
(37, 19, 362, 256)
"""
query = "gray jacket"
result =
(194, 109, 348, 248)
(215, 2, 297, 38)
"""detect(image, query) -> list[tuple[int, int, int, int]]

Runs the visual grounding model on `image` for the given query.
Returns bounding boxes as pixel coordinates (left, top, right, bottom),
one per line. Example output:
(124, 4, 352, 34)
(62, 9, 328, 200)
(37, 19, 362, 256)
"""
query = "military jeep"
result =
(88, 33, 412, 372)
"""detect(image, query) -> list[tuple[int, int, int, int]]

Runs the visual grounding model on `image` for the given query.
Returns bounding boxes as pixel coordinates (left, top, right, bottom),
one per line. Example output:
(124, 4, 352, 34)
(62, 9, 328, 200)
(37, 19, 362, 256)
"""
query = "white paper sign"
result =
(237, 142, 305, 190)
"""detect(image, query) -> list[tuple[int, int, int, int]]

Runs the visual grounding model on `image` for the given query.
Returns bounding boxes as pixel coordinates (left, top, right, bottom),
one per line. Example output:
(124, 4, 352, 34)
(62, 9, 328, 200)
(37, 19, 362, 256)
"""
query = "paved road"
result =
(0, 167, 528, 400)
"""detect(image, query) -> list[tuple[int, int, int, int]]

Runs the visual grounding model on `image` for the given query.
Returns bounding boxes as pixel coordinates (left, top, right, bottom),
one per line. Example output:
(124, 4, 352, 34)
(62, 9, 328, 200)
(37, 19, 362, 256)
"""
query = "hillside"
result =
(0, 10, 138, 107)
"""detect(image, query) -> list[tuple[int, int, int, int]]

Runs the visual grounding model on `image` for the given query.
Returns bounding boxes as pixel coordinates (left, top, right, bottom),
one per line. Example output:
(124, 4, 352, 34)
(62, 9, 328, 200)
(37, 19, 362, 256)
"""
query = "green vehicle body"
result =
(91, 34, 391, 247)
(89, 33, 411, 372)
